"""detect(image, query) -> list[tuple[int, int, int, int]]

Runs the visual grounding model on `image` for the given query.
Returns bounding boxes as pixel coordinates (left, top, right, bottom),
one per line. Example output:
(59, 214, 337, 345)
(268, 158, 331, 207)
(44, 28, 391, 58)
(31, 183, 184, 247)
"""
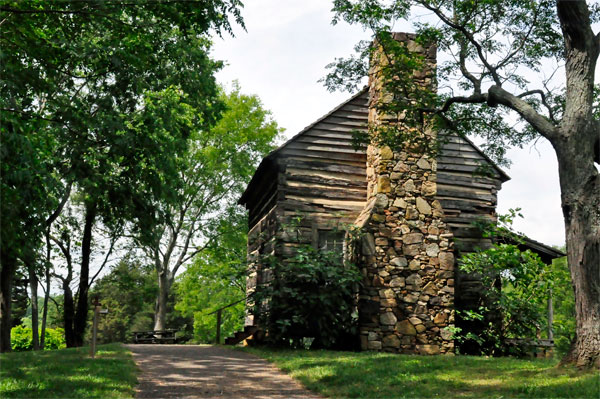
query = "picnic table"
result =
(133, 329, 182, 344)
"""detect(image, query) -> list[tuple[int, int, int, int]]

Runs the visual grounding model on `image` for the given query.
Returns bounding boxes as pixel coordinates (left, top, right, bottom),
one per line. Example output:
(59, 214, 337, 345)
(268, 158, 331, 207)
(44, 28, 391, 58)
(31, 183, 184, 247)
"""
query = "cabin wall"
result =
(245, 203, 279, 326)
(435, 135, 505, 354)
(275, 91, 369, 254)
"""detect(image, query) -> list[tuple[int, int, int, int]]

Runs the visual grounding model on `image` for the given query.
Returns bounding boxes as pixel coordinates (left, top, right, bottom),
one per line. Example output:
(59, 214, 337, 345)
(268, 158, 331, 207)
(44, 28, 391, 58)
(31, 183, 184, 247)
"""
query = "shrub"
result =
(253, 220, 362, 349)
(44, 328, 67, 350)
(10, 326, 66, 351)
(453, 209, 554, 356)
(10, 325, 32, 351)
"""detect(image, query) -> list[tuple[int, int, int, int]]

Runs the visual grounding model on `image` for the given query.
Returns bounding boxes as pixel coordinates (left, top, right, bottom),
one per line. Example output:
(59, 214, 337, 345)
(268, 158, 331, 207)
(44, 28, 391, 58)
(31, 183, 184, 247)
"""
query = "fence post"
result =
(547, 288, 554, 340)
(90, 297, 100, 358)
(216, 309, 222, 344)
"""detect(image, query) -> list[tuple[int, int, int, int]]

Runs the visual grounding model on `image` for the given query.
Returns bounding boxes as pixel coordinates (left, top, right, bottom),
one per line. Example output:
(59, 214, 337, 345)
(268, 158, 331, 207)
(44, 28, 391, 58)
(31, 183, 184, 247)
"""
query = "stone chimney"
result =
(355, 33, 455, 354)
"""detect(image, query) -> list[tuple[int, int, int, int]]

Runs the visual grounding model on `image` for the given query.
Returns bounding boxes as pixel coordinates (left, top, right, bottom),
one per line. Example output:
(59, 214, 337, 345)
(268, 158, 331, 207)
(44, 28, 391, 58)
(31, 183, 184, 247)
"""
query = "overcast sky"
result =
(211, 0, 568, 247)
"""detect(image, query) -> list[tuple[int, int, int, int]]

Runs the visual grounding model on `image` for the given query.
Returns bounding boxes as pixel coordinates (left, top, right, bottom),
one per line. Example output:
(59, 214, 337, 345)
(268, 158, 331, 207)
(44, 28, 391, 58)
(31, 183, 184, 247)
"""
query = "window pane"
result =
(318, 230, 345, 261)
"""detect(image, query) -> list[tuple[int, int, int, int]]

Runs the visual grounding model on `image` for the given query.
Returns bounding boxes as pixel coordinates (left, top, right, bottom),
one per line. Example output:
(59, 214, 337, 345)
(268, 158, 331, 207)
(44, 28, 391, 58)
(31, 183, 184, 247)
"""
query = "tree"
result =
(175, 210, 248, 343)
(49, 200, 120, 347)
(0, 0, 243, 350)
(325, 0, 599, 368)
(136, 84, 281, 331)
(89, 256, 162, 344)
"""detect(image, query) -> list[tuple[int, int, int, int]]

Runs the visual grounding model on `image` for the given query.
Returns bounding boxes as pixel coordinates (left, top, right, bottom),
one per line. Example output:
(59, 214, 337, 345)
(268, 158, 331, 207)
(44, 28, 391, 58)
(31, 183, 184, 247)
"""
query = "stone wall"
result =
(355, 33, 455, 355)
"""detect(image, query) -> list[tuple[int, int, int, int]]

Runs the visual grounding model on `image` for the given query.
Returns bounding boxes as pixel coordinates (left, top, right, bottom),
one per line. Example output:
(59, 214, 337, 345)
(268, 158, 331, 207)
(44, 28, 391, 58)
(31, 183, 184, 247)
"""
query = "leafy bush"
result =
(10, 325, 32, 351)
(10, 326, 66, 351)
(44, 328, 67, 350)
(453, 210, 554, 356)
(253, 221, 362, 349)
(548, 253, 575, 356)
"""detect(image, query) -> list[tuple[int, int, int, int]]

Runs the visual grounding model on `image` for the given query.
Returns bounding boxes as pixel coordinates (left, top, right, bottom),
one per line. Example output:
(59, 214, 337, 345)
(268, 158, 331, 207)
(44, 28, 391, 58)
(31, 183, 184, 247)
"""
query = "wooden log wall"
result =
(435, 133, 508, 354)
(436, 133, 506, 253)
(274, 90, 370, 254)
(245, 203, 279, 326)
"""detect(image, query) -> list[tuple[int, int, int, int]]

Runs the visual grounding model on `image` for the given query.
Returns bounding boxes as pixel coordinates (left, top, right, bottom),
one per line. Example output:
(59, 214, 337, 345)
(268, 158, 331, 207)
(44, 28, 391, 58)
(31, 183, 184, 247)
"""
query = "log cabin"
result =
(237, 33, 564, 354)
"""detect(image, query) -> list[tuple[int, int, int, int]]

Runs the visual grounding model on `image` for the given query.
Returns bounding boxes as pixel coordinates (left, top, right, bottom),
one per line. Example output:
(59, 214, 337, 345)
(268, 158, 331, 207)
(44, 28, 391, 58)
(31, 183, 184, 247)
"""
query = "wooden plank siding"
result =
(436, 133, 507, 252)
(274, 89, 369, 253)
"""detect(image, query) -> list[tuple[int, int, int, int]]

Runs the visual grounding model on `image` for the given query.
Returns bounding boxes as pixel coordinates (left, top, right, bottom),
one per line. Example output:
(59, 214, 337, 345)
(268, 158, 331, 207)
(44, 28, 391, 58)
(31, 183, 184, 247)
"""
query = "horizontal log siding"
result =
(245, 204, 279, 326)
(436, 136, 505, 353)
(276, 91, 369, 246)
(246, 163, 278, 229)
(436, 135, 503, 251)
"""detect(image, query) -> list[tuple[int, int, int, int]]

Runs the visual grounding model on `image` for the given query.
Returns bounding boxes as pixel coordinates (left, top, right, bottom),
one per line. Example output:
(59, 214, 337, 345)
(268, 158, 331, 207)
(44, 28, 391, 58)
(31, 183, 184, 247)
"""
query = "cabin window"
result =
(318, 230, 345, 263)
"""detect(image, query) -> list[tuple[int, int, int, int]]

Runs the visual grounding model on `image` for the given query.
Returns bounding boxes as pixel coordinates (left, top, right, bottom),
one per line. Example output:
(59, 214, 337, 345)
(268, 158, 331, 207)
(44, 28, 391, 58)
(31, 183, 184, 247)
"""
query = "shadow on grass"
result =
(0, 344, 137, 399)
(243, 348, 599, 398)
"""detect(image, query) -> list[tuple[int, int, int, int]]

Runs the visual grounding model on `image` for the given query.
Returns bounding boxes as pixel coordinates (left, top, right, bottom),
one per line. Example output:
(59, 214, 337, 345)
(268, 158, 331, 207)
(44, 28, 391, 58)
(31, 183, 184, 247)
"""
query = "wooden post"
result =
(216, 309, 222, 344)
(548, 288, 554, 340)
(90, 297, 100, 358)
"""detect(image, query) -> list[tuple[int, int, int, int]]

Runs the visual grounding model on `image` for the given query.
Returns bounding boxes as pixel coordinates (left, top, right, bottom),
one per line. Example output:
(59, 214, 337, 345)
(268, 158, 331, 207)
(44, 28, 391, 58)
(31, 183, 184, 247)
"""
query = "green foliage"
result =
(454, 210, 554, 355)
(10, 326, 66, 351)
(323, 1, 599, 167)
(0, 344, 136, 398)
(243, 347, 600, 399)
(0, 0, 243, 253)
(253, 220, 362, 349)
(156, 84, 281, 339)
(0, 0, 244, 347)
(175, 210, 248, 343)
(549, 253, 575, 356)
(87, 256, 191, 343)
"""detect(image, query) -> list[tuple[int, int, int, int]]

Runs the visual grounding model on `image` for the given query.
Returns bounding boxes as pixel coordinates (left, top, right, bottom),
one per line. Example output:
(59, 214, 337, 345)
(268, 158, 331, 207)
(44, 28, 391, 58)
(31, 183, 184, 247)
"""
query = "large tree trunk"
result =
(0, 252, 16, 352)
(73, 202, 97, 347)
(26, 260, 40, 350)
(555, 133, 600, 369)
(153, 271, 171, 331)
(555, 0, 600, 369)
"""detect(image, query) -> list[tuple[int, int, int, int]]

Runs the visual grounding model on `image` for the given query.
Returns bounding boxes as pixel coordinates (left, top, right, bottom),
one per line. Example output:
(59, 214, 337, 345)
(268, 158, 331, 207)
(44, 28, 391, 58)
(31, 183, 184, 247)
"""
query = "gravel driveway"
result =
(127, 344, 319, 398)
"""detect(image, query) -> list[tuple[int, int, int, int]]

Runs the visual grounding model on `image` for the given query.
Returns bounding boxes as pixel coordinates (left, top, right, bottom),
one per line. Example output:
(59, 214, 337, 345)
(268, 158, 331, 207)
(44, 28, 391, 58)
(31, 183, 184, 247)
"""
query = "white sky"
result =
(211, 0, 570, 247)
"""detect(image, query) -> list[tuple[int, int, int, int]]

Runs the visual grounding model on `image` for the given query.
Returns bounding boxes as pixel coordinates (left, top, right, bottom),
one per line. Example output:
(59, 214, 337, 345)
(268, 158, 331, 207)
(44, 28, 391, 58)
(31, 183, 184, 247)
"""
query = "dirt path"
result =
(127, 344, 319, 398)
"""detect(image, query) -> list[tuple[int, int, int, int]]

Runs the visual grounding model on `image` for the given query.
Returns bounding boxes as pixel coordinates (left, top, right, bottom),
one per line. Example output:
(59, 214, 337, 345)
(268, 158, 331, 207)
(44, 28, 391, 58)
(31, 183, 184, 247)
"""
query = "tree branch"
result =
(488, 85, 558, 140)
(89, 237, 117, 287)
(419, 1, 502, 85)
(45, 181, 72, 227)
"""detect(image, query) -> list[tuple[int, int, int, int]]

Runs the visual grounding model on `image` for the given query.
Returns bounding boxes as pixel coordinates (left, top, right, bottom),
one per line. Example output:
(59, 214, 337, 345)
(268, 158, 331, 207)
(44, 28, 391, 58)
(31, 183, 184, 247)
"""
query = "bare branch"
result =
(517, 89, 557, 123)
(89, 237, 117, 286)
(488, 85, 558, 140)
(418, 1, 502, 85)
(45, 181, 72, 227)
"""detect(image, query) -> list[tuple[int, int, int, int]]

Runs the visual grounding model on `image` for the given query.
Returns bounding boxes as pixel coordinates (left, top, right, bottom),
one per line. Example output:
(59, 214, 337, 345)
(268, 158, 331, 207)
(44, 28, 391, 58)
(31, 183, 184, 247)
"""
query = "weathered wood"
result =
(303, 129, 364, 140)
(437, 187, 497, 203)
(283, 159, 366, 174)
(283, 186, 367, 201)
(295, 135, 363, 148)
(285, 141, 366, 155)
(285, 173, 367, 188)
(279, 148, 366, 162)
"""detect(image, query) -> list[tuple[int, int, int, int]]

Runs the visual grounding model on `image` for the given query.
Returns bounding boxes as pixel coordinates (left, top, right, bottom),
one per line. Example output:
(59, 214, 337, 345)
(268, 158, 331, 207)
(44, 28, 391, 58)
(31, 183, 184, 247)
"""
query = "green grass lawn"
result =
(0, 343, 137, 398)
(242, 348, 599, 398)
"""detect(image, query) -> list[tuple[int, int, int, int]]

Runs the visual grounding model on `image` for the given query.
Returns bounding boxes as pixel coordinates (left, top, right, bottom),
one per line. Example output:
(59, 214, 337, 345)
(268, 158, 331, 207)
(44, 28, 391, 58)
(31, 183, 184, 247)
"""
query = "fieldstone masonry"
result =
(354, 33, 455, 355)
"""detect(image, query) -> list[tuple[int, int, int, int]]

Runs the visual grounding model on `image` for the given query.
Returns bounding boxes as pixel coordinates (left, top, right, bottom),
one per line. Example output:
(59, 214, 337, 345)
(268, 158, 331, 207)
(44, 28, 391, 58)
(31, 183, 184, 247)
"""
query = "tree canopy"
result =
(0, 0, 244, 351)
